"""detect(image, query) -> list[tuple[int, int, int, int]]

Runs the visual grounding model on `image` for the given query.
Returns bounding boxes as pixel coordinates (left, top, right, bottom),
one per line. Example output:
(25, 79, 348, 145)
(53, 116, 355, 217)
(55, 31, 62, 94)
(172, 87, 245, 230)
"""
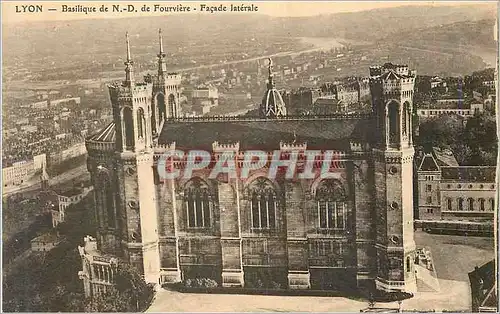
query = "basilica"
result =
(82, 30, 418, 295)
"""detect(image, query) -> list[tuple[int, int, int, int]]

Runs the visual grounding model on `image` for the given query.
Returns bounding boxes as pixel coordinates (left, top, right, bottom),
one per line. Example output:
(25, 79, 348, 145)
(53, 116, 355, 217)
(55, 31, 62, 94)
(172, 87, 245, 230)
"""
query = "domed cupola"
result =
(260, 58, 287, 118)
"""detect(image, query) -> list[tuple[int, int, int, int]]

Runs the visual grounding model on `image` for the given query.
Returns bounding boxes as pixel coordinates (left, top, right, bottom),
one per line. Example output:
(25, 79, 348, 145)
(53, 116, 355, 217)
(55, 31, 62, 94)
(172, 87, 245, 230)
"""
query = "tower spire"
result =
(124, 32, 135, 86)
(267, 57, 274, 89)
(126, 31, 131, 62)
(159, 28, 164, 55)
(40, 162, 50, 190)
(157, 28, 167, 76)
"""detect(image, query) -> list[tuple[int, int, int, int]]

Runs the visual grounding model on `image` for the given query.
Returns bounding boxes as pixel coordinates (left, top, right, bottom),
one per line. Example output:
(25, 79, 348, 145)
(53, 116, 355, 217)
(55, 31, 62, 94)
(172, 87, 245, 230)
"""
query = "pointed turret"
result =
(267, 57, 274, 89)
(124, 32, 135, 87)
(157, 28, 167, 77)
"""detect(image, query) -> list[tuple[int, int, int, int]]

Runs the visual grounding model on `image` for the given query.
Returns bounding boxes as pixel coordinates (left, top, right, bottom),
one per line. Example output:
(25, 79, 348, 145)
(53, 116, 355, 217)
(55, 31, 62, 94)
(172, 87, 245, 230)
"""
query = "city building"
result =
(190, 85, 219, 115)
(429, 77, 447, 89)
(52, 186, 94, 228)
(82, 32, 419, 297)
(78, 236, 118, 298)
(31, 233, 62, 252)
(319, 77, 370, 106)
(416, 101, 484, 119)
(2, 153, 47, 187)
(416, 149, 496, 221)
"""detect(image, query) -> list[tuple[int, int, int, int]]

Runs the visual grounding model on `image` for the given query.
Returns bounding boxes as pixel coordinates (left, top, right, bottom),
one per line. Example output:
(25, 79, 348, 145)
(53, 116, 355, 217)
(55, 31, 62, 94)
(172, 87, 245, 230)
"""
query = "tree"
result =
(83, 261, 155, 312)
(417, 113, 465, 152)
(113, 261, 155, 311)
(462, 112, 498, 165)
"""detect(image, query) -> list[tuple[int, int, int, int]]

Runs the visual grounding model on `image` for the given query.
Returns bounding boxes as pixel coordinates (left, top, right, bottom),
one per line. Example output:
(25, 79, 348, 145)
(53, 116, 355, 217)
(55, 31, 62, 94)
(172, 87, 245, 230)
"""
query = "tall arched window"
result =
(156, 93, 166, 122)
(137, 108, 145, 139)
(402, 103, 409, 136)
(489, 198, 495, 211)
(184, 178, 212, 228)
(248, 178, 277, 230)
(447, 198, 452, 210)
(123, 107, 135, 149)
(406, 256, 411, 272)
(468, 198, 474, 211)
(168, 94, 176, 118)
(99, 172, 115, 228)
(388, 102, 400, 144)
(479, 198, 485, 211)
(457, 198, 464, 211)
(151, 98, 157, 134)
(316, 179, 347, 229)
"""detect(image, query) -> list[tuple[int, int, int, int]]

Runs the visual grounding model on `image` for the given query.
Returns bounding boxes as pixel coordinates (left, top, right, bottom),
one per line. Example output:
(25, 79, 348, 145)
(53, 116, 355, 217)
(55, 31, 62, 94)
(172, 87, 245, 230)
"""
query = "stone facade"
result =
(417, 152, 496, 222)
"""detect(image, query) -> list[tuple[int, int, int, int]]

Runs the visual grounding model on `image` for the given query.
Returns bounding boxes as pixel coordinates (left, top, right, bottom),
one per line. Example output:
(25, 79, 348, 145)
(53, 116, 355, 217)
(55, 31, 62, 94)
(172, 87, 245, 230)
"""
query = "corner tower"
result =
(147, 28, 182, 135)
(369, 63, 417, 293)
(106, 32, 161, 285)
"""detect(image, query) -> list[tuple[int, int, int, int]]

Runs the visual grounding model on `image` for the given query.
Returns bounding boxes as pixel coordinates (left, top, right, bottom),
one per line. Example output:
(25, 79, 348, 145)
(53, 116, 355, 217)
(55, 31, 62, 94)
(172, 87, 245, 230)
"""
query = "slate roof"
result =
(441, 166, 496, 182)
(381, 70, 401, 81)
(432, 147, 459, 167)
(418, 154, 440, 172)
(85, 115, 374, 151)
(469, 260, 497, 312)
(158, 116, 373, 151)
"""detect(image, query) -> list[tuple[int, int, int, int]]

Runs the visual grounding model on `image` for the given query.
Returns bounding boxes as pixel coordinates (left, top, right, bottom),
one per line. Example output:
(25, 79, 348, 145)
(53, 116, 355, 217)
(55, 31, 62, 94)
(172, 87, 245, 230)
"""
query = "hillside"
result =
(387, 19, 497, 49)
(3, 4, 496, 58)
(2, 4, 496, 80)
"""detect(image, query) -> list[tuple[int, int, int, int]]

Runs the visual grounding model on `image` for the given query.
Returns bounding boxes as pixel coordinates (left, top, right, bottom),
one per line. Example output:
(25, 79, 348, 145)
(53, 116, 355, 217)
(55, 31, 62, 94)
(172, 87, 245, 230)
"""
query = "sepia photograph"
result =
(1, 1, 499, 312)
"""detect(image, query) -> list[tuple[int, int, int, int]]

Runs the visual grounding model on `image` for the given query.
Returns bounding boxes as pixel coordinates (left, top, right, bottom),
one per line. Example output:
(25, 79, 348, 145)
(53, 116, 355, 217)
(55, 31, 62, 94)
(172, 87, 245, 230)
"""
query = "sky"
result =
(2, 0, 497, 25)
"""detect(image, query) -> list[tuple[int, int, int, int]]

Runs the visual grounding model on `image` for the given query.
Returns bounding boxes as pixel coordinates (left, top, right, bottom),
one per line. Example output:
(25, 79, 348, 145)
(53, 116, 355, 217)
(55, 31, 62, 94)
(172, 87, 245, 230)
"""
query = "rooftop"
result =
(31, 232, 61, 243)
(441, 166, 496, 182)
(468, 260, 497, 311)
(86, 122, 115, 143)
(432, 147, 459, 167)
(158, 115, 373, 151)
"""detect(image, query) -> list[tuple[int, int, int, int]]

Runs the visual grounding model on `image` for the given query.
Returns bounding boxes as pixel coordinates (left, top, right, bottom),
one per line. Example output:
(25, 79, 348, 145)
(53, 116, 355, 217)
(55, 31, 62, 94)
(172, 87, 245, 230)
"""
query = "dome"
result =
(261, 88, 287, 117)
(260, 57, 287, 118)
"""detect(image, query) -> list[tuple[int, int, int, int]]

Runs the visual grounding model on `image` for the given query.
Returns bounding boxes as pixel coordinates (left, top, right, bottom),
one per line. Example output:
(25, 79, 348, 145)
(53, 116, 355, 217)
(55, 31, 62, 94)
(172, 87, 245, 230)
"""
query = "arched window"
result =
(168, 94, 176, 118)
(184, 178, 212, 228)
(388, 102, 399, 144)
(151, 99, 157, 134)
(99, 172, 115, 228)
(406, 256, 411, 272)
(489, 198, 495, 211)
(402, 103, 409, 136)
(316, 179, 347, 229)
(123, 107, 135, 149)
(447, 198, 452, 210)
(248, 178, 277, 229)
(137, 108, 145, 138)
(457, 198, 464, 211)
(468, 198, 474, 211)
(156, 93, 166, 122)
(479, 198, 485, 211)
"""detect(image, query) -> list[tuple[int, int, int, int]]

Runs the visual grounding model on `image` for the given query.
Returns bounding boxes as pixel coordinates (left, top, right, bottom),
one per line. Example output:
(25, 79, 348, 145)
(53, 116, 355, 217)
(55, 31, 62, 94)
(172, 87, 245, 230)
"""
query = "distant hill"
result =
(2, 4, 496, 78)
(3, 4, 496, 54)
(277, 4, 496, 40)
(386, 19, 497, 48)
